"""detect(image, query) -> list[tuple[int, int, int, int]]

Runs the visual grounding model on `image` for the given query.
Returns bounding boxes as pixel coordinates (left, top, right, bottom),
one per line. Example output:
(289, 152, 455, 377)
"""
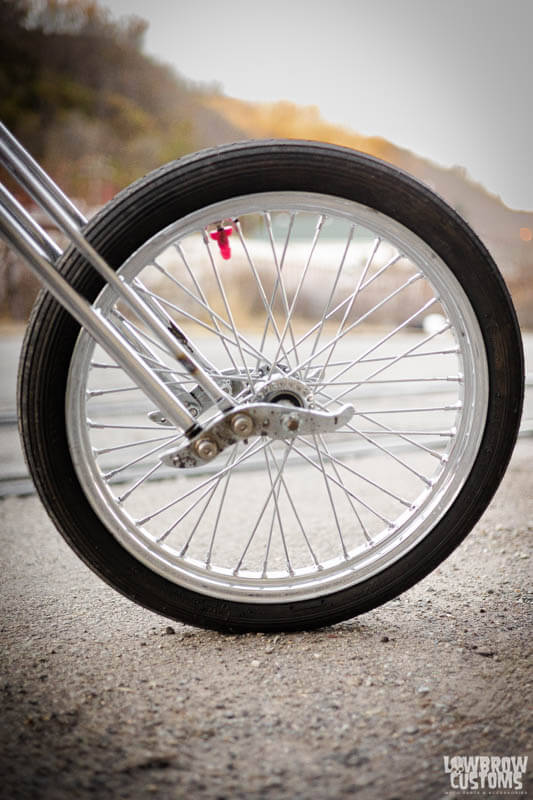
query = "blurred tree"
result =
(0, 0, 198, 199)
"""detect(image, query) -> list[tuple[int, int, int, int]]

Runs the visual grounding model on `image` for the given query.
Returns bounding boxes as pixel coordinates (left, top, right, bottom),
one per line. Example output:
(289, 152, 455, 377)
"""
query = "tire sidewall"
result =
(18, 141, 524, 631)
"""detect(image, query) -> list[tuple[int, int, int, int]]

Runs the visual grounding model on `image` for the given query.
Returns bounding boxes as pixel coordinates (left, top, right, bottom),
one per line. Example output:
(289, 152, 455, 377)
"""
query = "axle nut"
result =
(194, 437, 219, 461)
(230, 413, 254, 438)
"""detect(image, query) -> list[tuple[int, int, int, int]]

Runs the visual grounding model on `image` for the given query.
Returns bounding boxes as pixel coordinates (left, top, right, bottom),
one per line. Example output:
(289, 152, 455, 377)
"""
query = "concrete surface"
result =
(0, 435, 531, 799)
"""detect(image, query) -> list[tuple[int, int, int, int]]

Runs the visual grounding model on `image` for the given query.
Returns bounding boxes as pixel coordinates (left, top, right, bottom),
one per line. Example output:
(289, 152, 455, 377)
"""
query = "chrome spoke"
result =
(132, 280, 256, 367)
(173, 241, 247, 373)
(68, 191, 488, 604)
(234, 441, 293, 574)
(316, 433, 372, 545)
(313, 388, 446, 460)
(358, 251, 404, 292)
(306, 434, 413, 508)
(90, 361, 122, 369)
(87, 386, 141, 398)
(266, 443, 321, 568)
(136, 438, 267, 526)
(234, 218, 293, 369)
(110, 308, 173, 359)
(117, 461, 163, 504)
(203, 228, 255, 391)
(326, 422, 434, 485)
(352, 429, 454, 438)
(311, 376, 462, 388)
(88, 421, 172, 431)
(311, 434, 348, 558)
(152, 257, 268, 365)
(173, 448, 240, 555)
(325, 321, 451, 407)
(285, 273, 424, 378)
(94, 433, 177, 456)
(303, 224, 357, 380)
(258, 212, 296, 367)
(267, 214, 325, 378)
(102, 433, 183, 481)
(305, 349, 460, 370)
(307, 236, 380, 382)
(290, 439, 393, 526)
(262, 446, 292, 575)
(206, 449, 238, 568)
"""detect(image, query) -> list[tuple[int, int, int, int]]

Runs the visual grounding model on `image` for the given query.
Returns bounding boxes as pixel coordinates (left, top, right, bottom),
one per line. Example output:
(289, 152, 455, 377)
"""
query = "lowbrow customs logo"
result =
(443, 755, 528, 795)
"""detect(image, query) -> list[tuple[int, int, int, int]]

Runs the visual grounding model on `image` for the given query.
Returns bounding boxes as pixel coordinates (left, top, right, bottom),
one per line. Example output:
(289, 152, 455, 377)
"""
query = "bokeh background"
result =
(1, 0, 532, 325)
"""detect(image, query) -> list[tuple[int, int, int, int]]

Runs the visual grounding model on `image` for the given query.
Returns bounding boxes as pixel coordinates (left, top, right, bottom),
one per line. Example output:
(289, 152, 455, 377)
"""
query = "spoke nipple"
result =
(194, 438, 219, 461)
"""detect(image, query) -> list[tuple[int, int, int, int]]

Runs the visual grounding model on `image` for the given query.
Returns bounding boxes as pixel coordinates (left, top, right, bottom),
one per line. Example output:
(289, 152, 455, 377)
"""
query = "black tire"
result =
(18, 140, 524, 632)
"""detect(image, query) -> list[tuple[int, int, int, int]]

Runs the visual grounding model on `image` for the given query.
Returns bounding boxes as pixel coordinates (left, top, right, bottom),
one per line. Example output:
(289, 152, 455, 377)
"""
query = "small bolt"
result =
(194, 438, 219, 461)
(281, 413, 300, 433)
(230, 413, 254, 438)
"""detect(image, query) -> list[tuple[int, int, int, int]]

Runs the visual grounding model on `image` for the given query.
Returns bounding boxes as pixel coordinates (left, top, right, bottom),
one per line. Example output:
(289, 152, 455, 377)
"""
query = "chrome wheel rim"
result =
(67, 193, 489, 602)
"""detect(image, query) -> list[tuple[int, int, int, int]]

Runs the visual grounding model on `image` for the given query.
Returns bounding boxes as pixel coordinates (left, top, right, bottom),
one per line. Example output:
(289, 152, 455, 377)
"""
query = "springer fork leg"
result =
(0, 122, 235, 435)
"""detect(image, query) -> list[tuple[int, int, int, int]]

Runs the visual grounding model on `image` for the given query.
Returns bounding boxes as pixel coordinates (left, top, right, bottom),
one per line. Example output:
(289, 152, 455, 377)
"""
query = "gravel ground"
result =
(1, 439, 531, 800)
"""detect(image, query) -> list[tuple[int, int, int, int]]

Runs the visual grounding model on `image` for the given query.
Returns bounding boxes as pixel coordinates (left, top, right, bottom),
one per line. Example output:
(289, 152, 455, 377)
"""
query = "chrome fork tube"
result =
(0, 202, 199, 433)
(0, 122, 87, 228)
(0, 122, 236, 434)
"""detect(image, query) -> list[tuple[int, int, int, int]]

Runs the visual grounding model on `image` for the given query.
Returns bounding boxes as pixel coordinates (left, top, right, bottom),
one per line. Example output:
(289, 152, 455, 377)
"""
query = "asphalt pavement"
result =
(0, 327, 531, 799)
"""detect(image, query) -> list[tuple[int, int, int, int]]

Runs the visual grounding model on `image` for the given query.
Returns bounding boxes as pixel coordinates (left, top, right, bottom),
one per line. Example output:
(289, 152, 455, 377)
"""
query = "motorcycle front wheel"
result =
(18, 141, 524, 631)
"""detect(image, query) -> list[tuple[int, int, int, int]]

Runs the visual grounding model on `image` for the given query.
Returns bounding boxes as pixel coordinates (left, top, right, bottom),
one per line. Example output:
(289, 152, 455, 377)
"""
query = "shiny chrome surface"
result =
(0, 122, 236, 432)
(161, 402, 355, 467)
(66, 193, 489, 603)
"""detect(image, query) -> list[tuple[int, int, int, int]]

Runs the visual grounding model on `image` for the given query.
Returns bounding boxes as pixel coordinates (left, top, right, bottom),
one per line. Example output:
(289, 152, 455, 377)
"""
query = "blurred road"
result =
(1, 328, 532, 495)
(0, 436, 531, 799)
(0, 326, 532, 799)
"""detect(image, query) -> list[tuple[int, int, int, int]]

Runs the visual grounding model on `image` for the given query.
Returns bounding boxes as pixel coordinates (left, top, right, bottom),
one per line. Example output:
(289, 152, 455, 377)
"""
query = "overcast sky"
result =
(102, 0, 533, 210)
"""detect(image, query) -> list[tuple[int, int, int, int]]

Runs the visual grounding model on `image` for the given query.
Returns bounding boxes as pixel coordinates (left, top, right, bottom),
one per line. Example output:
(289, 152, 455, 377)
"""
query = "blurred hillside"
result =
(0, 0, 243, 199)
(208, 96, 533, 327)
(1, 0, 531, 325)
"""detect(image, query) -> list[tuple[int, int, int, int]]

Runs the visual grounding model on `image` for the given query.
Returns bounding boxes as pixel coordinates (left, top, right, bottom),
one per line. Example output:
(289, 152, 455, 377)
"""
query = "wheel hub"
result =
(254, 376, 314, 409)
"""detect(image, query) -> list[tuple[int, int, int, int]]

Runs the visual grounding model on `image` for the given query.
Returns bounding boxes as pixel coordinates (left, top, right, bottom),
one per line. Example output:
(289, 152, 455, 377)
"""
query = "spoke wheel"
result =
(18, 142, 523, 630)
